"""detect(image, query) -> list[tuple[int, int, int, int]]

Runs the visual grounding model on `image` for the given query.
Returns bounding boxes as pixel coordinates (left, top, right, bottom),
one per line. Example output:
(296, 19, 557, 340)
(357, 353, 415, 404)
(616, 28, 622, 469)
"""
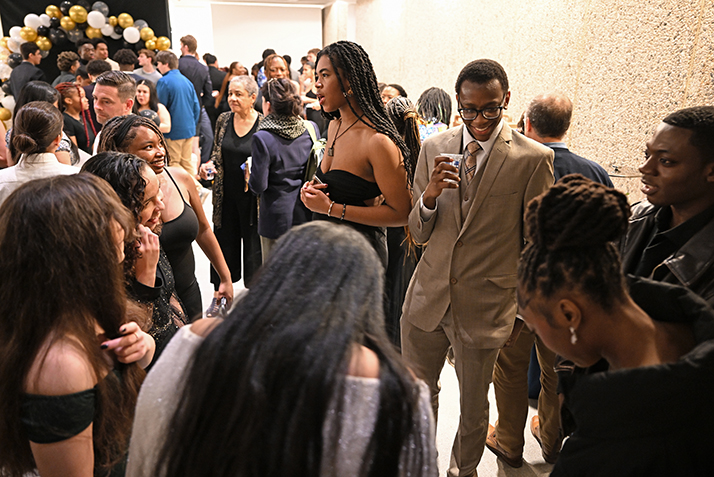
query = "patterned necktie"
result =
(465, 141, 481, 183)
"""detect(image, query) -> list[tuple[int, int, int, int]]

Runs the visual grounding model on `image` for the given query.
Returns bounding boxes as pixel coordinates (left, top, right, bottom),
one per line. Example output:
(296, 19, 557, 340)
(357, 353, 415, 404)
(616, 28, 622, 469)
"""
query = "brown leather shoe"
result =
(485, 423, 523, 468)
(530, 416, 560, 464)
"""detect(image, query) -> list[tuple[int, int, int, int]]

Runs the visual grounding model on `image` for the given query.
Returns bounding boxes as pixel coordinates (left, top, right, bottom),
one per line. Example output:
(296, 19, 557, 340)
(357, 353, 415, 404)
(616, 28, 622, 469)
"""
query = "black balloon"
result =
(134, 42, 144, 52)
(75, 22, 88, 30)
(76, 0, 91, 9)
(50, 17, 61, 29)
(114, 25, 124, 35)
(2, 82, 12, 95)
(121, 40, 131, 50)
(37, 26, 50, 37)
(49, 28, 67, 45)
(59, 1, 74, 16)
(8, 53, 23, 69)
(138, 109, 160, 127)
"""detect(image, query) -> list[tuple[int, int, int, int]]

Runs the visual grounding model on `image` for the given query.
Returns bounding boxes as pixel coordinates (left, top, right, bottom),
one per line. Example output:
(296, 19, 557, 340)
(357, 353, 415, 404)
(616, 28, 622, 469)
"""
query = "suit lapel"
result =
(444, 127, 465, 227)
(460, 125, 512, 234)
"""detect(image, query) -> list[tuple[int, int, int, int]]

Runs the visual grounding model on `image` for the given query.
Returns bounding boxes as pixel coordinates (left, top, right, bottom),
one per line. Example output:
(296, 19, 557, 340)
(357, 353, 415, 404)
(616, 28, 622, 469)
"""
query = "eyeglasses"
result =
(458, 98, 506, 121)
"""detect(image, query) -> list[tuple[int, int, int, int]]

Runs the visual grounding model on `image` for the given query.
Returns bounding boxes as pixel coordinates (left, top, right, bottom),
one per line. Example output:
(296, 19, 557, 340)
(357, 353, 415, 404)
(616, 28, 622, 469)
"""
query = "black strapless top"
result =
(313, 167, 386, 266)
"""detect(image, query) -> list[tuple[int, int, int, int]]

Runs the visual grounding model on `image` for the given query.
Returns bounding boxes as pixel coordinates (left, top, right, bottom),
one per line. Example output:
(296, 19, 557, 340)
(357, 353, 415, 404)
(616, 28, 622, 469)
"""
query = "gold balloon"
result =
(108, 16, 118, 27)
(60, 16, 76, 31)
(46, 5, 62, 19)
(140, 27, 154, 42)
(85, 27, 102, 39)
(0, 108, 11, 121)
(69, 5, 88, 23)
(0, 37, 8, 50)
(35, 36, 52, 51)
(20, 27, 38, 42)
(156, 36, 170, 51)
(117, 13, 134, 29)
(144, 38, 156, 50)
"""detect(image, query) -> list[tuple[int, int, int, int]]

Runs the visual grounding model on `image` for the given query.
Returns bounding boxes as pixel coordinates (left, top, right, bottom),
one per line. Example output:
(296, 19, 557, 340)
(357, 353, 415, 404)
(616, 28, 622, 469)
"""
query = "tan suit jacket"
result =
(403, 123, 554, 349)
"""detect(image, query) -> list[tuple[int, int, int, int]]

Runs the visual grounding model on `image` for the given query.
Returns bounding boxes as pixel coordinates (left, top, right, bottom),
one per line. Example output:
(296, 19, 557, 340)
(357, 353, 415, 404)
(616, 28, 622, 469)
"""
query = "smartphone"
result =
(312, 174, 324, 184)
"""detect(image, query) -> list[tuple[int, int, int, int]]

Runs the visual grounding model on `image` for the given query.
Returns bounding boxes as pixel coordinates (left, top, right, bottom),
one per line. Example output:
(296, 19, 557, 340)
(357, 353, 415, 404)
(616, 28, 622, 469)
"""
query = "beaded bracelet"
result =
(340, 203, 346, 221)
(327, 201, 335, 217)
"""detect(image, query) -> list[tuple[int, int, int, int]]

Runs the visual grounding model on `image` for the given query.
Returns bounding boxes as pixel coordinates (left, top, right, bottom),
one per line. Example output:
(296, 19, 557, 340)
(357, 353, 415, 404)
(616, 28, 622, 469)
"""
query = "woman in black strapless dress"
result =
(300, 41, 414, 267)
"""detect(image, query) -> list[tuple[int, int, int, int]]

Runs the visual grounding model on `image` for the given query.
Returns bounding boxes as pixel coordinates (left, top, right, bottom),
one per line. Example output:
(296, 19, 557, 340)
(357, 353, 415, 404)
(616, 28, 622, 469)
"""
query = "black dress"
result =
(159, 170, 201, 321)
(313, 167, 387, 267)
(63, 112, 96, 155)
(212, 114, 262, 288)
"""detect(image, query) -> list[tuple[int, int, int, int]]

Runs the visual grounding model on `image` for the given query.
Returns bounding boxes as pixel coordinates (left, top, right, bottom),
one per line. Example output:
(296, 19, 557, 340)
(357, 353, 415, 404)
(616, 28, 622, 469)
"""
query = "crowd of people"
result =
(0, 31, 713, 477)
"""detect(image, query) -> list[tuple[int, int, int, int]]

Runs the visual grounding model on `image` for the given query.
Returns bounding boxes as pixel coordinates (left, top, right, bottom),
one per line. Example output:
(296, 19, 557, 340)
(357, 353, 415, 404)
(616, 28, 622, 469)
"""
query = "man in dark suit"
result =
(9, 42, 47, 98)
(524, 92, 613, 186)
(178, 35, 213, 165)
(203, 53, 226, 130)
(402, 59, 554, 477)
(487, 92, 613, 469)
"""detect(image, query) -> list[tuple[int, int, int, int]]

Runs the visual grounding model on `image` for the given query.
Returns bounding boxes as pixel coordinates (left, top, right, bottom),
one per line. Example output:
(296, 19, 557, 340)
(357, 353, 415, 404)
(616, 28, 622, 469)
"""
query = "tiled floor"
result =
(193, 192, 554, 477)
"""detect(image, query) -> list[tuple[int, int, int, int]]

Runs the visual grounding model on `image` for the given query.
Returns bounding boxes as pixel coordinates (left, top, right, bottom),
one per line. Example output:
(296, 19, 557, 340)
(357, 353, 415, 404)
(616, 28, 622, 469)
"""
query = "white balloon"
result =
(101, 24, 114, 36)
(110, 31, 122, 40)
(87, 11, 106, 29)
(39, 14, 52, 28)
(9, 26, 22, 40)
(7, 39, 21, 53)
(0, 63, 11, 81)
(24, 14, 42, 30)
(2, 95, 16, 113)
(123, 27, 141, 44)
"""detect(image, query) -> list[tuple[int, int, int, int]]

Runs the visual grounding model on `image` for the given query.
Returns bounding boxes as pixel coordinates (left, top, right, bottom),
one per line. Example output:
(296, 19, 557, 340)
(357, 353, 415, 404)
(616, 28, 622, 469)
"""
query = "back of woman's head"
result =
(261, 78, 301, 117)
(10, 101, 63, 156)
(317, 41, 413, 185)
(386, 96, 421, 170)
(518, 174, 631, 310)
(15, 81, 61, 115)
(156, 222, 426, 476)
(81, 151, 148, 224)
(416, 86, 452, 125)
(0, 174, 138, 475)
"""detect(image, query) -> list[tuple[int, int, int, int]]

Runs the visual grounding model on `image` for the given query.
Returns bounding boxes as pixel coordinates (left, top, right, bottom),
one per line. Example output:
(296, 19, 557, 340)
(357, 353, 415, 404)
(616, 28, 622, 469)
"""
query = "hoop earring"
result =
(343, 89, 353, 98)
(569, 326, 578, 345)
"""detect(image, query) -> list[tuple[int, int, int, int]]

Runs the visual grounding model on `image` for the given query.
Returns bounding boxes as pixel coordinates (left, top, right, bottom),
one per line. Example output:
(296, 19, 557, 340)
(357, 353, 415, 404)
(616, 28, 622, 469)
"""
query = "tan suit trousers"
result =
(165, 137, 195, 177)
(402, 308, 499, 477)
(492, 326, 561, 455)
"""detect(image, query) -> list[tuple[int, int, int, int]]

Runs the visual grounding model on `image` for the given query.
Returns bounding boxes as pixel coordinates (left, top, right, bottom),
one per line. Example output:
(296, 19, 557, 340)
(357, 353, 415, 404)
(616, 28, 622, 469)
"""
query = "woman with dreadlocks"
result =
(415, 87, 451, 142)
(517, 174, 714, 476)
(383, 95, 421, 347)
(300, 41, 412, 267)
(98, 115, 233, 321)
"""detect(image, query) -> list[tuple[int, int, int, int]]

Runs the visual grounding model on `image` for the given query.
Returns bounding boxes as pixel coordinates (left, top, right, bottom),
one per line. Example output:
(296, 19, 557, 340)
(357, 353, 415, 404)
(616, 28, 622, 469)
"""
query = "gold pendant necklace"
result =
(327, 115, 363, 156)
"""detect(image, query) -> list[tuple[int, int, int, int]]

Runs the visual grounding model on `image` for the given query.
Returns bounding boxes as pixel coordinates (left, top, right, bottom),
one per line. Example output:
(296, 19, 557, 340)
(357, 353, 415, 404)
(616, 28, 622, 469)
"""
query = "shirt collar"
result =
(654, 203, 714, 248)
(544, 141, 567, 149)
(461, 119, 504, 156)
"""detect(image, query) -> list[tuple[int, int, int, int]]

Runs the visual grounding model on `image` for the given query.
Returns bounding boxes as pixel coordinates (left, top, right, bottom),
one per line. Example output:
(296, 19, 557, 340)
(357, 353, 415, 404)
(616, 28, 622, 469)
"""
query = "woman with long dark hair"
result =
(0, 174, 154, 477)
(517, 174, 714, 475)
(133, 80, 171, 134)
(6, 81, 77, 165)
(55, 81, 97, 155)
(0, 101, 76, 206)
(249, 77, 319, 260)
(98, 115, 233, 321)
(82, 152, 187, 359)
(300, 41, 412, 266)
(127, 221, 437, 477)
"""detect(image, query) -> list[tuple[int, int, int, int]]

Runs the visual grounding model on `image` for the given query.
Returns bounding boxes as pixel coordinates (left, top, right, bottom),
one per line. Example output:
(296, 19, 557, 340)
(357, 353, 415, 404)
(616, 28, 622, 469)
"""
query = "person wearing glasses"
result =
(401, 59, 553, 476)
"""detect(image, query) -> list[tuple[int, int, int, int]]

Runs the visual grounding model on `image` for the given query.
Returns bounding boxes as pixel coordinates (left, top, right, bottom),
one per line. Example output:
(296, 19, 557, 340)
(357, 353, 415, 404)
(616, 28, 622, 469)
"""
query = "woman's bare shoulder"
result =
(25, 336, 96, 396)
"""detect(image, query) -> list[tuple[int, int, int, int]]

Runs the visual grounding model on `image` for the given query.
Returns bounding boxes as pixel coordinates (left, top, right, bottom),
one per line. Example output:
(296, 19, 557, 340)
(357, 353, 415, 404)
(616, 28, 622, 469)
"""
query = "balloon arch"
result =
(0, 1, 171, 121)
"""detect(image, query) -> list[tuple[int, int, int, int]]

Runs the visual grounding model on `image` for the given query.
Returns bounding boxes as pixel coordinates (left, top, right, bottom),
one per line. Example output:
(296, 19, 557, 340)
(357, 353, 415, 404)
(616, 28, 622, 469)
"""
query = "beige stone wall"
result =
(352, 0, 714, 201)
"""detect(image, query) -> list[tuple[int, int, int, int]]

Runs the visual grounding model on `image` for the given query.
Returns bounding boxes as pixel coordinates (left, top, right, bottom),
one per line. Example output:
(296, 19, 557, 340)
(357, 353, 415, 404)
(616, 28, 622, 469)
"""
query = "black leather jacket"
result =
(620, 201, 714, 307)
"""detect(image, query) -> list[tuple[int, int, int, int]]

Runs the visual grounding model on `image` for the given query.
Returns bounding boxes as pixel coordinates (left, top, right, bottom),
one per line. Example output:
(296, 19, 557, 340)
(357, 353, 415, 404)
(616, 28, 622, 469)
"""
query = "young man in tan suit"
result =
(401, 59, 554, 477)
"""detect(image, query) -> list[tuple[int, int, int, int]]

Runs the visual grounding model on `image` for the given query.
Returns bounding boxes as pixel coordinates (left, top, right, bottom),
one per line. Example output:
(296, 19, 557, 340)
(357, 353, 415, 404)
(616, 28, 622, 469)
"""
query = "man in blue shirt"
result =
(156, 51, 200, 177)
